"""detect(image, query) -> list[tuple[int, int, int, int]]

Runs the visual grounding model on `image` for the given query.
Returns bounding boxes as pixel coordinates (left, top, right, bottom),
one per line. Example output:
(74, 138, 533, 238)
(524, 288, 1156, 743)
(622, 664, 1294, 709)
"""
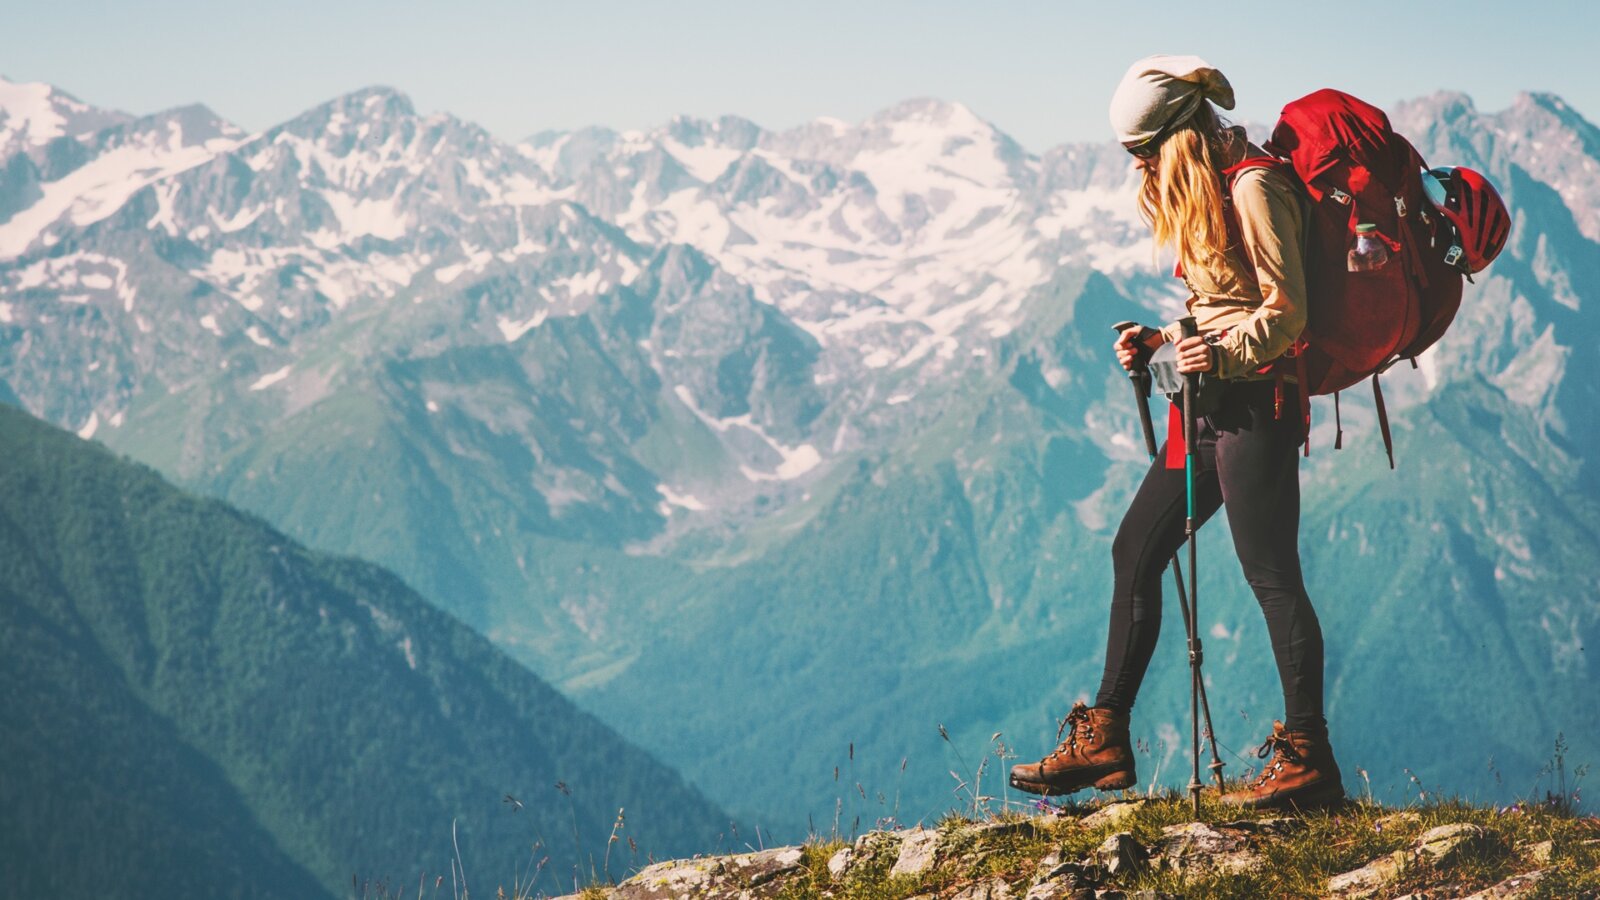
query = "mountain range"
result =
(2, 74, 1596, 838)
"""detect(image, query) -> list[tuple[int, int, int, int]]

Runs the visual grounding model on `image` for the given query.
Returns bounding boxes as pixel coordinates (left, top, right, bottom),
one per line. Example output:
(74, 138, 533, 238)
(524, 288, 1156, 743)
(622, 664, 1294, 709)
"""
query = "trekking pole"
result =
(1112, 322, 1227, 801)
(1178, 316, 1204, 817)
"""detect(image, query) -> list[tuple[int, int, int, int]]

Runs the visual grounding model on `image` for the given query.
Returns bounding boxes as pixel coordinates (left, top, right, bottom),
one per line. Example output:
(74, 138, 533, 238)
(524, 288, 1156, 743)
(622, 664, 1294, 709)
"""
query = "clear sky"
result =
(2, 0, 1594, 151)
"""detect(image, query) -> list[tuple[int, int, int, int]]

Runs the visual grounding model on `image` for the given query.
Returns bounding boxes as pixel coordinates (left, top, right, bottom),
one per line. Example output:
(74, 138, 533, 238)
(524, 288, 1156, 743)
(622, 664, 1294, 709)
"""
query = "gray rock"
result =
(1031, 850, 1062, 880)
(729, 846, 806, 887)
(890, 828, 941, 877)
(1153, 822, 1261, 874)
(1517, 839, 1554, 865)
(615, 856, 724, 899)
(850, 829, 905, 871)
(1095, 832, 1148, 876)
(1027, 853, 1102, 894)
(1416, 823, 1489, 865)
(1326, 851, 1408, 898)
(1327, 823, 1493, 899)
(1024, 877, 1094, 900)
(1079, 800, 1150, 831)
(965, 818, 1039, 840)
(951, 878, 1014, 899)
(826, 846, 852, 880)
(1458, 868, 1550, 899)
(614, 845, 803, 898)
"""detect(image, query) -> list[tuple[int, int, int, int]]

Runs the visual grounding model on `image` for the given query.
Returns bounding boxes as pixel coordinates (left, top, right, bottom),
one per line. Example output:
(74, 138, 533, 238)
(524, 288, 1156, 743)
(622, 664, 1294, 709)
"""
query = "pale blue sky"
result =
(3, 0, 1594, 150)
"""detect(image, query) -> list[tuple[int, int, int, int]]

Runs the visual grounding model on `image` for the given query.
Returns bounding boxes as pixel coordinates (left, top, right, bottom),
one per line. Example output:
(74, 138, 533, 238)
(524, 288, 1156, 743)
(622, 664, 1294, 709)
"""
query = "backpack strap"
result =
(1297, 346, 1311, 456)
(1222, 155, 1290, 183)
(1333, 391, 1344, 450)
(1373, 373, 1395, 470)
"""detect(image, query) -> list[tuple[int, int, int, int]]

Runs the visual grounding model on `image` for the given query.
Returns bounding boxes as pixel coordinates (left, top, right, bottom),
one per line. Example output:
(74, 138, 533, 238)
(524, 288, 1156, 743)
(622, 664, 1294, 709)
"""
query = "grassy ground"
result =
(762, 788, 1600, 899)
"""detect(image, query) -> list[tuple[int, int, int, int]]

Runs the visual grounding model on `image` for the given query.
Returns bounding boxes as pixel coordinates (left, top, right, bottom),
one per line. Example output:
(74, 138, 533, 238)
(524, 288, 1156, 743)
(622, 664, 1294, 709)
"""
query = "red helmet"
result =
(1429, 166, 1511, 274)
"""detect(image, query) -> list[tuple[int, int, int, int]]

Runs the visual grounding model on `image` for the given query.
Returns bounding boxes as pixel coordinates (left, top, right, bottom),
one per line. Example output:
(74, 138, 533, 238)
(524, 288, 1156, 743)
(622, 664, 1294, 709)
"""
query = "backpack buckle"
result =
(1444, 244, 1464, 267)
(1394, 197, 1407, 217)
(1329, 188, 1352, 205)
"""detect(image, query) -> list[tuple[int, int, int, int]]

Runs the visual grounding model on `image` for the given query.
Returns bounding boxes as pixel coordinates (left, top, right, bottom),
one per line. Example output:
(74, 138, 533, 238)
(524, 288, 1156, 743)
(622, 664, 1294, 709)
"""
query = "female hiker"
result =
(1008, 55, 1342, 810)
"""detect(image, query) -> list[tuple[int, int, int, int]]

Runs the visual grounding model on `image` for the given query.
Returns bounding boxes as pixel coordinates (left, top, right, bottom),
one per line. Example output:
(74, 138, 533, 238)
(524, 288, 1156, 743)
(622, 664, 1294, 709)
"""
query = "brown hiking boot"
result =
(1009, 702, 1137, 796)
(1222, 721, 1345, 811)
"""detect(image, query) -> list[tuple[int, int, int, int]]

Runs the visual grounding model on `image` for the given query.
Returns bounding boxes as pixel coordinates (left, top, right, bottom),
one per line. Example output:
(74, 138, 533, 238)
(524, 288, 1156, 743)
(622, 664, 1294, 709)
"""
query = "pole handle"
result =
(1112, 322, 1160, 454)
(1179, 317, 1199, 446)
(1112, 321, 1161, 374)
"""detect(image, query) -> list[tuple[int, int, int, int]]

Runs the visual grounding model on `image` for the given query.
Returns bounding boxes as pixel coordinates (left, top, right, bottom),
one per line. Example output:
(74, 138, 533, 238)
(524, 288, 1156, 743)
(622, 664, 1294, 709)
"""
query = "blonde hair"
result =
(1137, 103, 1239, 275)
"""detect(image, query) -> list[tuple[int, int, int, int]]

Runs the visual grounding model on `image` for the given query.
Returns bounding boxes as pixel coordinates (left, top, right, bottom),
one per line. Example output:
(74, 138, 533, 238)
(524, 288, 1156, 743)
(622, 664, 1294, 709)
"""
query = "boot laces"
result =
(1247, 729, 1302, 786)
(1048, 703, 1094, 759)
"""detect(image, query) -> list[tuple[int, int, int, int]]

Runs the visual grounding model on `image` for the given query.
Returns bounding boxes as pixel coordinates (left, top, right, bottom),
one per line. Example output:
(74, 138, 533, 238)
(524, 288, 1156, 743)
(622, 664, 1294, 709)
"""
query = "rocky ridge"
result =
(550, 796, 1600, 900)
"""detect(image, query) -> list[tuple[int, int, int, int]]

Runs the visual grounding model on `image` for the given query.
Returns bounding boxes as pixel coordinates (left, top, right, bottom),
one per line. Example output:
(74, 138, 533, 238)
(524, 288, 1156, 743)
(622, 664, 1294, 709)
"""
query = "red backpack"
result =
(1223, 89, 1466, 467)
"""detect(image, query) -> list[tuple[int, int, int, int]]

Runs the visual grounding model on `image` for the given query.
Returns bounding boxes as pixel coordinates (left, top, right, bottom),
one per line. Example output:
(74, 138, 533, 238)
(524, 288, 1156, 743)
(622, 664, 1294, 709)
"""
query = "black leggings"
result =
(1093, 380, 1327, 737)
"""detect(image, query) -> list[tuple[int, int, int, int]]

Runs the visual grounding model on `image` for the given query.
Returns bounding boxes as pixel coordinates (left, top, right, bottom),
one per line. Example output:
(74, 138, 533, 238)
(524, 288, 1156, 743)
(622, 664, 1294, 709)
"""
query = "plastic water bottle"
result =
(1347, 223, 1389, 272)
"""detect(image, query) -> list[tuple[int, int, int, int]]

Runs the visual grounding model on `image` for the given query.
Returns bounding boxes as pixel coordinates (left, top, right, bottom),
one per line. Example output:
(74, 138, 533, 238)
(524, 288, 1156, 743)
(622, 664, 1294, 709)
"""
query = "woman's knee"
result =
(1112, 526, 1170, 620)
(1111, 519, 1159, 578)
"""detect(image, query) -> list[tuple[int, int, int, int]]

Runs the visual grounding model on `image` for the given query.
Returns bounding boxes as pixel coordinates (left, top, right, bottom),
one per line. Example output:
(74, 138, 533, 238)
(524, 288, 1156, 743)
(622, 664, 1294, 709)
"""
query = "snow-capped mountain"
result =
(2, 75, 1596, 829)
(0, 77, 1157, 444)
(0, 77, 130, 163)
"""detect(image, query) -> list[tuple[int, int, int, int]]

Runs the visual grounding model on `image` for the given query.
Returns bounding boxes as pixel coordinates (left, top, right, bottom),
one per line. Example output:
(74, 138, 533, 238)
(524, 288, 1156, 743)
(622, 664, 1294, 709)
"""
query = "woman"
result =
(1008, 55, 1342, 810)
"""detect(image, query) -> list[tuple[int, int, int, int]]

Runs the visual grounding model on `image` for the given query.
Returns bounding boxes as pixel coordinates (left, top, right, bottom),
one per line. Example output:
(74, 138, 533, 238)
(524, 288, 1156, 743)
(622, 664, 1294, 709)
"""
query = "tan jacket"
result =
(1157, 145, 1308, 381)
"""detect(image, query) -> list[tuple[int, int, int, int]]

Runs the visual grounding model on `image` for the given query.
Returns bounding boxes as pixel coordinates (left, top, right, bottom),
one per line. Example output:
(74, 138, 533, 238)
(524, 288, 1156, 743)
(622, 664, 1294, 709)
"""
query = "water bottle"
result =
(1347, 223, 1389, 272)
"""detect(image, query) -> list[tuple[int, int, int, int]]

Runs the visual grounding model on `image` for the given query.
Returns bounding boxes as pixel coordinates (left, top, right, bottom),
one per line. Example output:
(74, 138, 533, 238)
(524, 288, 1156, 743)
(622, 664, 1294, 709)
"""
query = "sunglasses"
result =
(1122, 94, 1204, 160)
(1122, 120, 1175, 160)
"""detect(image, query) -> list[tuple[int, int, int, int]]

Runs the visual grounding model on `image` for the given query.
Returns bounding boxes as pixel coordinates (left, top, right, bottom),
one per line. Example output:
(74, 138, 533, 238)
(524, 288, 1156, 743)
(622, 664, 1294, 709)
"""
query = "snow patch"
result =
(0, 127, 239, 259)
(0, 78, 68, 147)
(320, 190, 408, 242)
(741, 443, 820, 481)
(497, 310, 548, 342)
(663, 138, 744, 183)
(249, 365, 291, 390)
(210, 203, 266, 233)
(673, 384, 822, 481)
(76, 412, 99, 439)
(657, 484, 707, 511)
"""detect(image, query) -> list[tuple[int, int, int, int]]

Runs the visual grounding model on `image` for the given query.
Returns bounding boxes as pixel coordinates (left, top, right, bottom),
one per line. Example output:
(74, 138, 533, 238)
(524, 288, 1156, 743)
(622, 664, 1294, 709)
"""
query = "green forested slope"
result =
(0, 405, 731, 898)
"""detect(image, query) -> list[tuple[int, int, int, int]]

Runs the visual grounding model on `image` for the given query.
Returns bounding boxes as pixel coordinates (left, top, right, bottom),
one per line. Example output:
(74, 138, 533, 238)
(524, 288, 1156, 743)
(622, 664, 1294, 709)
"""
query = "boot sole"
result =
(1010, 764, 1137, 797)
(1222, 779, 1346, 812)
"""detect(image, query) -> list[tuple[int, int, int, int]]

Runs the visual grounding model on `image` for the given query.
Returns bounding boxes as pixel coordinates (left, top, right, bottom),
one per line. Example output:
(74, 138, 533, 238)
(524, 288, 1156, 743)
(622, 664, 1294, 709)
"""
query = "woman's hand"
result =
(1174, 335, 1215, 374)
(1115, 326, 1164, 372)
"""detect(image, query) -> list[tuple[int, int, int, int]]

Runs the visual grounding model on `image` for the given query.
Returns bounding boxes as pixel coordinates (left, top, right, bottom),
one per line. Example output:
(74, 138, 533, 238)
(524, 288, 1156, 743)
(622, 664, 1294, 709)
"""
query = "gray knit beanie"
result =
(1109, 55, 1235, 145)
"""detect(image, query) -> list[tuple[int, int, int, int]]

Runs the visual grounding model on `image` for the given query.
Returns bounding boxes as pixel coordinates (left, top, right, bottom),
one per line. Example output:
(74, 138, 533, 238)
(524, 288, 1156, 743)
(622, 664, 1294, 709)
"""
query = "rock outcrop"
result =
(549, 796, 1597, 900)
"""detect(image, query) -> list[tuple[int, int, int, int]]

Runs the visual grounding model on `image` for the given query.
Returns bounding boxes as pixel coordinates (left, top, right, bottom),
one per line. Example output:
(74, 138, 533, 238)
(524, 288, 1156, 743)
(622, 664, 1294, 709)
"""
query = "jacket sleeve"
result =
(1209, 169, 1308, 379)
